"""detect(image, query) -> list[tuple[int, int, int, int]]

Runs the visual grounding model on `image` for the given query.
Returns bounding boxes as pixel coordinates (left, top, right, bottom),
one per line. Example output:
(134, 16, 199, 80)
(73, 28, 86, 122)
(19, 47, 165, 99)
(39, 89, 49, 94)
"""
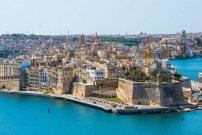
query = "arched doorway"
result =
(2, 85, 6, 89)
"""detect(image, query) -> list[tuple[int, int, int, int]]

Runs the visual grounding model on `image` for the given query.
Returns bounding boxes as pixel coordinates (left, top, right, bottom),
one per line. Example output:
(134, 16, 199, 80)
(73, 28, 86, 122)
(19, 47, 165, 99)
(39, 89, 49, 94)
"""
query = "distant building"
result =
(0, 62, 20, 79)
(182, 30, 187, 40)
(0, 61, 20, 90)
(157, 59, 172, 76)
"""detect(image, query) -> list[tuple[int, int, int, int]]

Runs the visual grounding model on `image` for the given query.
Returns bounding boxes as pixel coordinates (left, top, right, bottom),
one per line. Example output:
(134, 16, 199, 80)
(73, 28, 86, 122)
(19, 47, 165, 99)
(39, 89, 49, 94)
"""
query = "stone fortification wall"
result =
(73, 83, 97, 99)
(117, 79, 134, 101)
(73, 79, 118, 98)
(132, 83, 160, 106)
(181, 77, 191, 88)
(117, 79, 160, 105)
(99, 86, 116, 91)
(161, 82, 185, 106)
(117, 79, 185, 106)
(95, 79, 118, 88)
(0, 80, 20, 91)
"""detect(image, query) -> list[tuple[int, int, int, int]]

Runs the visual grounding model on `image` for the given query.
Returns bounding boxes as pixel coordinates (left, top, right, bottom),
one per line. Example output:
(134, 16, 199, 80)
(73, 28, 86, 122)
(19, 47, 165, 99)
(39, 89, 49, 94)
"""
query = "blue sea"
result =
(0, 93, 202, 135)
(171, 58, 202, 81)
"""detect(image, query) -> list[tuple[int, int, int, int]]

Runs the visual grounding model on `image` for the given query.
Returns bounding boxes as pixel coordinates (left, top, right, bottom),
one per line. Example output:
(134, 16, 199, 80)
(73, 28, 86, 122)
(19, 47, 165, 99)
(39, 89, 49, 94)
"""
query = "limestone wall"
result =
(182, 87, 192, 98)
(0, 80, 20, 91)
(73, 83, 97, 98)
(161, 83, 185, 106)
(181, 77, 191, 88)
(117, 79, 160, 105)
(117, 79, 185, 106)
(95, 79, 118, 88)
(132, 84, 160, 106)
(99, 86, 116, 91)
(117, 79, 134, 104)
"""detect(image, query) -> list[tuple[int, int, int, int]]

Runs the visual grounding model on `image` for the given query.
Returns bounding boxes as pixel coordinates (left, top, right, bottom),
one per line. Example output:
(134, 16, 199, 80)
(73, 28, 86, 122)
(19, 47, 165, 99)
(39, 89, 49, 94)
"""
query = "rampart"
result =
(117, 78, 185, 106)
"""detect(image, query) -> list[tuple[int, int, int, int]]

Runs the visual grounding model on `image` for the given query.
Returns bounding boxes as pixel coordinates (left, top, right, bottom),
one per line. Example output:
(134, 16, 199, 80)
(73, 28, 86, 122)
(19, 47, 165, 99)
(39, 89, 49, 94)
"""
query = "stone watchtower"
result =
(157, 73, 164, 106)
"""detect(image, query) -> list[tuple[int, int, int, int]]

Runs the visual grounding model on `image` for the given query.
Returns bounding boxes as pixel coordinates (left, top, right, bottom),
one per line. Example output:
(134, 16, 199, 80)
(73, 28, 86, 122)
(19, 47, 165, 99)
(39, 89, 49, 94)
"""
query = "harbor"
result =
(0, 90, 198, 114)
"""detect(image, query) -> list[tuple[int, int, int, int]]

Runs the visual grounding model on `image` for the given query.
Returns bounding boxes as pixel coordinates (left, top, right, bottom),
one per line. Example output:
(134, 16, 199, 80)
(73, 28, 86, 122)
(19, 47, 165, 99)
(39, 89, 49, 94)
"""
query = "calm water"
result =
(0, 93, 202, 135)
(171, 58, 202, 81)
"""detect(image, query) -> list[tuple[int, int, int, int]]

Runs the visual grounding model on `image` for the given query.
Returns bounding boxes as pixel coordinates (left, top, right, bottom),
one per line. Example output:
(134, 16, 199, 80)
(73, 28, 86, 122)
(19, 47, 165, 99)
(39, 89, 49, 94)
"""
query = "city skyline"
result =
(0, 0, 202, 35)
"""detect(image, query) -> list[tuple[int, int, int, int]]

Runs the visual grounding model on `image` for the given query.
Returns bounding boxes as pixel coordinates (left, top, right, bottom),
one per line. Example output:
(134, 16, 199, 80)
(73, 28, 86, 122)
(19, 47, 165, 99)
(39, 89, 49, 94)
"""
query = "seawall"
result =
(0, 90, 198, 114)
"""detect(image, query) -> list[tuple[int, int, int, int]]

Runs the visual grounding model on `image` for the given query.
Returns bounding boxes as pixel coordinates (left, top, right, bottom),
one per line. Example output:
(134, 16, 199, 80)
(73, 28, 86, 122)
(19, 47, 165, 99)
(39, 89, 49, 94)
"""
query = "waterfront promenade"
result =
(0, 90, 198, 114)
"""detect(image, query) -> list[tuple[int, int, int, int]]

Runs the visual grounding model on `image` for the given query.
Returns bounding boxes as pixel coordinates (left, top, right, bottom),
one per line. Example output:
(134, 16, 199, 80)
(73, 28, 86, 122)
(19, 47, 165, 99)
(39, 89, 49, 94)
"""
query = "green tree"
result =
(82, 80, 87, 84)
(123, 71, 130, 77)
(131, 70, 150, 82)
(173, 71, 182, 78)
(150, 69, 170, 82)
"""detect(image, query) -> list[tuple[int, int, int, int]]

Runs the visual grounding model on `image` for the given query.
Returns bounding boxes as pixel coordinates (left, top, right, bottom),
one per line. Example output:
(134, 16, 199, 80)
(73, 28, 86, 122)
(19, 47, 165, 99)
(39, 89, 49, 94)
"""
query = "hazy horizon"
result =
(0, 0, 202, 35)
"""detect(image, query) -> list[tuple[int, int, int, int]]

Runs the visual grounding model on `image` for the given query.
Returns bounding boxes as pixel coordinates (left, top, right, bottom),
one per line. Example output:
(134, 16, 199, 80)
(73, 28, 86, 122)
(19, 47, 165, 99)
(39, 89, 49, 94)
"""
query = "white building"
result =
(160, 59, 172, 76)
(86, 65, 105, 81)
(39, 69, 50, 87)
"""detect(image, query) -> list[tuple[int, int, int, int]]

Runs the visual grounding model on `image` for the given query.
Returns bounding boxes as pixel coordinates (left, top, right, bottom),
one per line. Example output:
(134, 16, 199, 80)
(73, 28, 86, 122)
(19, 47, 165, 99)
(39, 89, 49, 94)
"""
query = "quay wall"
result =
(0, 90, 197, 114)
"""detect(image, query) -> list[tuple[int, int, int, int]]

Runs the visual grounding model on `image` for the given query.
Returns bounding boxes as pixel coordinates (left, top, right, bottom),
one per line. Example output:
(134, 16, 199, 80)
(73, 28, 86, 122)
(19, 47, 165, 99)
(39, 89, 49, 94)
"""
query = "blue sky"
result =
(0, 0, 201, 35)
